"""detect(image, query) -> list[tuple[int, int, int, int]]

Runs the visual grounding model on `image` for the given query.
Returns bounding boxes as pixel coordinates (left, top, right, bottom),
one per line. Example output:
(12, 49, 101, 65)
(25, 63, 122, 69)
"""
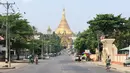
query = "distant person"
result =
(28, 55, 32, 63)
(28, 54, 34, 64)
(105, 56, 111, 71)
(34, 55, 38, 64)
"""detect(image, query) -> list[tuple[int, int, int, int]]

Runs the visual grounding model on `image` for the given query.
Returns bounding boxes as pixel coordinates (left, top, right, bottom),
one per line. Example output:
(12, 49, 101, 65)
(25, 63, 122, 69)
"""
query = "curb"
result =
(12, 60, 29, 63)
(125, 71, 130, 73)
(0, 67, 15, 69)
(96, 64, 118, 70)
(12, 62, 28, 63)
(0, 63, 28, 73)
(92, 62, 130, 73)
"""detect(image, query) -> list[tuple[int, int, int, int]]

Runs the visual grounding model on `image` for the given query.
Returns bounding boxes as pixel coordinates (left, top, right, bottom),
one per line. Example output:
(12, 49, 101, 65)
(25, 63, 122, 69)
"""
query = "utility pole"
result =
(33, 34, 34, 55)
(32, 27, 35, 55)
(50, 45, 51, 53)
(97, 33, 100, 61)
(0, 1, 15, 67)
(41, 34, 44, 59)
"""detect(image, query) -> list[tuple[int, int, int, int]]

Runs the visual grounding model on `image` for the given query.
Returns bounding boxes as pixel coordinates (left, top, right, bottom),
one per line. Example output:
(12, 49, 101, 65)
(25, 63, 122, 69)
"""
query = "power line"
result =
(0, 0, 7, 9)
(10, 0, 20, 13)
(10, 4, 15, 13)
(10, 0, 26, 14)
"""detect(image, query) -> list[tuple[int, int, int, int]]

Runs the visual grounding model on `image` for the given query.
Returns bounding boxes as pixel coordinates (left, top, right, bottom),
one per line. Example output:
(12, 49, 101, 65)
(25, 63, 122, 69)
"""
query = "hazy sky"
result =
(0, 0, 130, 33)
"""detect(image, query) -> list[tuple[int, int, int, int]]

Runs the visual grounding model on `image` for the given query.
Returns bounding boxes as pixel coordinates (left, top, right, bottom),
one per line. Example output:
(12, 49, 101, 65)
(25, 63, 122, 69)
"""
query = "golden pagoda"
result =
(55, 8, 73, 49)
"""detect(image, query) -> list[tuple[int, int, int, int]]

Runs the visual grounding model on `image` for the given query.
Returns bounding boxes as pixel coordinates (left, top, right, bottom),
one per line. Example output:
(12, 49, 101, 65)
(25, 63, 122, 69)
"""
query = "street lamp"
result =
(40, 33, 44, 59)
(49, 45, 51, 54)
(32, 27, 38, 55)
(47, 26, 52, 56)
(44, 34, 49, 56)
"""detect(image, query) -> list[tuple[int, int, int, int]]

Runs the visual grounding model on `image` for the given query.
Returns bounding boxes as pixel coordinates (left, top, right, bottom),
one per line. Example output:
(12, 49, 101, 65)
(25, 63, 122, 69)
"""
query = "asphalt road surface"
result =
(3, 54, 122, 73)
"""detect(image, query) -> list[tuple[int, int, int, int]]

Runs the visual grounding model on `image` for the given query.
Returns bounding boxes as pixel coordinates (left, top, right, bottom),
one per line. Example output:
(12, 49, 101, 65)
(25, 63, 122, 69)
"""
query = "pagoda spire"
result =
(62, 8, 66, 20)
(55, 8, 73, 49)
(55, 8, 73, 35)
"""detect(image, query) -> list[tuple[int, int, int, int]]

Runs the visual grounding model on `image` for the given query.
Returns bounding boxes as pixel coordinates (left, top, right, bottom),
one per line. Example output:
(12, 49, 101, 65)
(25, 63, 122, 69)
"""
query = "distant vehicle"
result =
(46, 56, 50, 59)
(43, 53, 50, 59)
(38, 55, 45, 59)
(74, 53, 81, 61)
(75, 55, 81, 61)
(124, 57, 130, 66)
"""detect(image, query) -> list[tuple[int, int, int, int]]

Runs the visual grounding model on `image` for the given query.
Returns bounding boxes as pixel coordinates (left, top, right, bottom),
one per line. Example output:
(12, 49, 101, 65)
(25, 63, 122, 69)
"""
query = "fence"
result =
(112, 54, 127, 65)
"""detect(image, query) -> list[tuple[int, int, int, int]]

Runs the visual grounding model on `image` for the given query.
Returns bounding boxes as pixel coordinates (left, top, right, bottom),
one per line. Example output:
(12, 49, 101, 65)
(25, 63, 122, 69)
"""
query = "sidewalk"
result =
(0, 62, 28, 72)
(0, 62, 27, 68)
(91, 62, 130, 73)
(71, 55, 130, 73)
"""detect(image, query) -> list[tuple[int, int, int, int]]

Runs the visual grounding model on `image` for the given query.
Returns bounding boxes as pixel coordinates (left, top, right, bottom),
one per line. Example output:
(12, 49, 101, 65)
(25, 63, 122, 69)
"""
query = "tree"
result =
(9, 14, 34, 59)
(74, 14, 130, 54)
(74, 29, 97, 54)
(87, 14, 127, 37)
(87, 14, 128, 49)
(38, 32, 62, 55)
(0, 13, 35, 60)
(48, 32, 62, 53)
(0, 14, 6, 36)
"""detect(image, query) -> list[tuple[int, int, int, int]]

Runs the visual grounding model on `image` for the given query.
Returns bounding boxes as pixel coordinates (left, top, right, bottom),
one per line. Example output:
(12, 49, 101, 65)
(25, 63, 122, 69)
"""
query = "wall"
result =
(90, 54, 97, 61)
(90, 54, 127, 65)
(90, 38, 128, 65)
(112, 54, 127, 65)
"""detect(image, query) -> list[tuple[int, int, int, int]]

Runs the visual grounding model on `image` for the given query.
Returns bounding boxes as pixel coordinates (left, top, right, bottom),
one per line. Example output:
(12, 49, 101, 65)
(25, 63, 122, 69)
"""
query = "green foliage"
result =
(87, 14, 127, 36)
(46, 32, 62, 53)
(39, 32, 62, 54)
(0, 13, 36, 59)
(0, 13, 62, 60)
(74, 29, 97, 53)
(74, 14, 130, 53)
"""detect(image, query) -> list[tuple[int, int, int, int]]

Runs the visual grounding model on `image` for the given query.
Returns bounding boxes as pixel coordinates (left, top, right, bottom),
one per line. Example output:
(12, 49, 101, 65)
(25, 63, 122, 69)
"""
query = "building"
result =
(47, 26, 52, 34)
(55, 8, 73, 49)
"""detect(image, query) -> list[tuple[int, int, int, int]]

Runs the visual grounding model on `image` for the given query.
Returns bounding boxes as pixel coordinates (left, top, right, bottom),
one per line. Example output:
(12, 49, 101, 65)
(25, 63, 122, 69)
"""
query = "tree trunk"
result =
(16, 49, 20, 60)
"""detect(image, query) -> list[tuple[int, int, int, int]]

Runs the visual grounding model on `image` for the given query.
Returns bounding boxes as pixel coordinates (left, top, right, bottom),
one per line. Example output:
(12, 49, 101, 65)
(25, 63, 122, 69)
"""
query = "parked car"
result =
(38, 55, 46, 59)
(123, 57, 130, 66)
(45, 56, 50, 59)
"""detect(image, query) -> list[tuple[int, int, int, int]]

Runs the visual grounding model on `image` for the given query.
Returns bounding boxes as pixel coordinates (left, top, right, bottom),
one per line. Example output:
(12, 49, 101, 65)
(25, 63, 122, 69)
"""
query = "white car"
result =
(45, 56, 50, 59)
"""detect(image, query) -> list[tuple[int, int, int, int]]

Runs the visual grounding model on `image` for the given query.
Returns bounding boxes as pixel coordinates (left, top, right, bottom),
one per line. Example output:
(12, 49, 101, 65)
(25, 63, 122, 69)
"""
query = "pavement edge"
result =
(91, 62, 130, 73)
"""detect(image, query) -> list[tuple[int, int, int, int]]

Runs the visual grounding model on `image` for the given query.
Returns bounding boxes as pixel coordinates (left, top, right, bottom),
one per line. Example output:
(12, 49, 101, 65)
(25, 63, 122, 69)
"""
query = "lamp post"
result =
(32, 26, 37, 55)
(47, 40, 49, 55)
(72, 37, 77, 53)
(47, 26, 52, 56)
(41, 33, 44, 59)
(96, 33, 100, 61)
(32, 39, 34, 55)
(49, 45, 51, 54)
(44, 34, 49, 56)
